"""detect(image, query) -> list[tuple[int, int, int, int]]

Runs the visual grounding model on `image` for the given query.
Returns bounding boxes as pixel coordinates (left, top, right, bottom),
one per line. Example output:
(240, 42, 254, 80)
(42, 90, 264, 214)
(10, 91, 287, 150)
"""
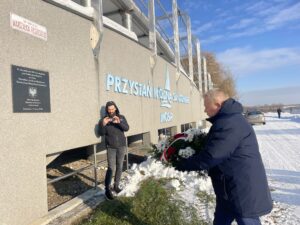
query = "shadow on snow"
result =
(266, 169, 300, 206)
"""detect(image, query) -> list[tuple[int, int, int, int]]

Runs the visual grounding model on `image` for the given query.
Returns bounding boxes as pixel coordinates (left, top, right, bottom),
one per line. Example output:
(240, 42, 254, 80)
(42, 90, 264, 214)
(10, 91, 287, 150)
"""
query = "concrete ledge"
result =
(31, 185, 106, 225)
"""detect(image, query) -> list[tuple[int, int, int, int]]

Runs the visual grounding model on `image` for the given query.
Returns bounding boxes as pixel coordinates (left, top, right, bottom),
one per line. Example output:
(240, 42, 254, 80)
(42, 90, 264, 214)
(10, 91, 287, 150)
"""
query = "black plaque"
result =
(11, 65, 51, 112)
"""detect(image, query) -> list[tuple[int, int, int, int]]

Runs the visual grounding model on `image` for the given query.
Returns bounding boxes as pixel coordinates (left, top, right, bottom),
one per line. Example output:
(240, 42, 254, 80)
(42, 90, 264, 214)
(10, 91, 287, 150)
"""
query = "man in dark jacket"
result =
(98, 101, 129, 200)
(277, 108, 282, 118)
(177, 89, 272, 225)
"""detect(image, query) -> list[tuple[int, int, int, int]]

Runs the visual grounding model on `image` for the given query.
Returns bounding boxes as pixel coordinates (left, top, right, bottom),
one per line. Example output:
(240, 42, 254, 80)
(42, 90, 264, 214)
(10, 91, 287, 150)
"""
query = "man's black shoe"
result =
(114, 185, 123, 194)
(105, 189, 114, 200)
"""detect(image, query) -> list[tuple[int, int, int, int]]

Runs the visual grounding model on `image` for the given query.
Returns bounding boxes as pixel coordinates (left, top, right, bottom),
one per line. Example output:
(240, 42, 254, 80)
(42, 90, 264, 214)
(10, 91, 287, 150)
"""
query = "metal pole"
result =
(149, 0, 157, 67)
(149, 0, 157, 55)
(121, 10, 133, 31)
(186, 15, 193, 80)
(207, 72, 210, 91)
(82, 0, 91, 7)
(208, 73, 213, 90)
(172, 0, 180, 78)
(47, 164, 94, 184)
(93, 144, 98, 188)
(126, 137, 129, 170)
(196, 39, 202, 93)
(91, 0, 104, 58)
(202, 57, 208, 93)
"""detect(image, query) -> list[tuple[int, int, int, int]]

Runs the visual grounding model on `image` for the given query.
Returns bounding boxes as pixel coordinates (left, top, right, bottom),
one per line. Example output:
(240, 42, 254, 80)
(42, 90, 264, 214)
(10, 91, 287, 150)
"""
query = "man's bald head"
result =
(204, 89, 229, 117)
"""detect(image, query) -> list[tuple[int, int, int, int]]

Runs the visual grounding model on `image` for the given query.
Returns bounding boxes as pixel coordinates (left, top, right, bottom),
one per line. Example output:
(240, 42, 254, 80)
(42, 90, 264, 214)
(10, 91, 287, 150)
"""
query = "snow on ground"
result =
(257, 112, 300, 225)
(119, 112, 300, 224)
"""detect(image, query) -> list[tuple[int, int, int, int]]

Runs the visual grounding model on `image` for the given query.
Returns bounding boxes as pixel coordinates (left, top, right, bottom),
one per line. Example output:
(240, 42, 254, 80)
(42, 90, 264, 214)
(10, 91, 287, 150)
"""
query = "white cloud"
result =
(217, 47, 300, 77)
(226, 3, 300, 39)
(228, 18, 257, 30)
(266, 2, 300, 28)
(246, 1, 270, 12)
(230, 27, 264, 38)
(217, 11, 230, 18)
(202, 35, 224, 44)
(183, 1, 208, 12)
(245, 1, 286, 17)
(193, 22, 214, 34)
(257, 4, 286, 17)
(245, 2, 300, 30)
(196, 2, 300, 45)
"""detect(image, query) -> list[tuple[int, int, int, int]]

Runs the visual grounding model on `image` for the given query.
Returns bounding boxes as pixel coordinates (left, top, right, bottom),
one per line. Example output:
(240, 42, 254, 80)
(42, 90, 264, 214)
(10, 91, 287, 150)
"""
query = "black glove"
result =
(175, 160, 186, 172)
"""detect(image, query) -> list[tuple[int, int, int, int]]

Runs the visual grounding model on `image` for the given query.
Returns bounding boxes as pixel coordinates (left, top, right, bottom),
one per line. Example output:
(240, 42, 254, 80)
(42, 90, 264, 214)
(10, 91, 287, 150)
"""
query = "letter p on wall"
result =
(106, 73, 114, 90)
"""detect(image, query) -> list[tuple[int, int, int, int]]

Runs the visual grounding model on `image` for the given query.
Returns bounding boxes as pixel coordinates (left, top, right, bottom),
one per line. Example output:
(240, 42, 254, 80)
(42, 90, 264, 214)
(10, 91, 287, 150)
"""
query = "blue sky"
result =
(178, 0, 300, 106)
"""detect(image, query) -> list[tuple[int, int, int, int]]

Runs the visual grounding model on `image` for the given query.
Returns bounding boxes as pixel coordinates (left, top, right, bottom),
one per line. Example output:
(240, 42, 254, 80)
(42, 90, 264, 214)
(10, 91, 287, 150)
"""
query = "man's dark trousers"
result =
(213, 203, 261, 225)
(105, 146, 126, 189)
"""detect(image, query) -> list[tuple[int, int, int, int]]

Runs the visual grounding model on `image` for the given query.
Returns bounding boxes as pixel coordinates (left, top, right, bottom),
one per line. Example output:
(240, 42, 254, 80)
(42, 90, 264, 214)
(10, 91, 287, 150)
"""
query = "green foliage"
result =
(81, 178, 209, 225)
(189, 132, 207, 152)
(81, 197, 135, 225)
(196, 191, 215, 204)
(132, 178, 184, 225)
(149, 143, 163, 160)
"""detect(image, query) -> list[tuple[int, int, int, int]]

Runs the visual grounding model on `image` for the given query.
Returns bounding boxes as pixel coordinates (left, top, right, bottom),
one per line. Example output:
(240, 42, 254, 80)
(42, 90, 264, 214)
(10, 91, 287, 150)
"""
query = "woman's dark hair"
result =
(105, 101, 120, 116)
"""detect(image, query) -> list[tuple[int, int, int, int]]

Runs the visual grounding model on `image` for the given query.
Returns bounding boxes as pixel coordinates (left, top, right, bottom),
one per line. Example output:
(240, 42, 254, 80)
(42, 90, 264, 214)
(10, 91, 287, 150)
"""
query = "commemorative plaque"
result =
(11, 65, 51, 112)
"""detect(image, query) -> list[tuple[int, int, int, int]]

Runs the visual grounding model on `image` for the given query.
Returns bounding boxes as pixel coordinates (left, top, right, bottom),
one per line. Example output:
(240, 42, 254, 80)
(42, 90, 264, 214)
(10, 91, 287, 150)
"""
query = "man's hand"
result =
(175, 160, 186, 172)
(102, 117, 111, 126)
(112, 116, 120, 123)
(103, 116, 121, 126)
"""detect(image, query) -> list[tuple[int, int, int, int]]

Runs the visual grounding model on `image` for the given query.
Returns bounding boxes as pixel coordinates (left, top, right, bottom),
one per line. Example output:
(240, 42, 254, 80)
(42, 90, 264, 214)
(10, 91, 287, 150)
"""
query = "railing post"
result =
(121, 10, 133, 31)
(93, 144, 98, 188)
(125, 137, 129, 170)
(91, 0, 104, 58)
(186, 15, 193, 80)
(148, 0, 157, 68)
(202, 57, 208, 93)
(208, 73, 213, 90)
(172, 0, 180, 79)
(82, 0, 91, 7)
(196, 39, 202, 93)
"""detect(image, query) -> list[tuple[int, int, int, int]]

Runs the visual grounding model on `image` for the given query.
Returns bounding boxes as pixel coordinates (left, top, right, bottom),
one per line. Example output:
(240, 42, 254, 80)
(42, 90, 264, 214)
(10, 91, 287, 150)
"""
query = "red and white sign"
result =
(10, 13, 47, 41)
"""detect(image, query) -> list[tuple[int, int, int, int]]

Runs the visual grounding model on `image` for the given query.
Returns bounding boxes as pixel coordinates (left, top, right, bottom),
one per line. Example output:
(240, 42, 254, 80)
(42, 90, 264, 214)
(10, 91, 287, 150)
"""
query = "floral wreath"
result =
(152, 128, 208, 168)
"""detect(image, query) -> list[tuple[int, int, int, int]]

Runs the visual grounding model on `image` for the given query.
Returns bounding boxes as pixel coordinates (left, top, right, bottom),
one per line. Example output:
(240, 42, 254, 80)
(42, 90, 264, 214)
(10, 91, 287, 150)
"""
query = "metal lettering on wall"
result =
(11, 65, 51, 113)
(160, 112, 173, 123)
(105, 66, 190, 108)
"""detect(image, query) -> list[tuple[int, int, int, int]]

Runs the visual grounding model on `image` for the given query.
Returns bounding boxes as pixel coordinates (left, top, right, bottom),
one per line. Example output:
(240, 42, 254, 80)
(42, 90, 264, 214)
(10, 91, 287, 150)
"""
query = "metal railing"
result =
(50, 0, 210, 92)
(47, 144, 129, 188)
(45, 0, 211, 92)
(133, 0, 200, 86)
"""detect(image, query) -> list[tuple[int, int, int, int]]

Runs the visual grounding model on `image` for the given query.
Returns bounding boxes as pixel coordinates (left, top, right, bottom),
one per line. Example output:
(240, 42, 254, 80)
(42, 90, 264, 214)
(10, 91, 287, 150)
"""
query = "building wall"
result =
(98, 28, 205, 142)
(0, 1, 99, 224)
(0, 1, 205, 224)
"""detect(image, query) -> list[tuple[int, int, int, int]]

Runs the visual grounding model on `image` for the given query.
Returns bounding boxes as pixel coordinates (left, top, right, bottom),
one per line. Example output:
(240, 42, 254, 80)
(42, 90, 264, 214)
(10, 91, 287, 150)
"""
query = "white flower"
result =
(184, 128, 204, 142)
(178, 147, 196, 159)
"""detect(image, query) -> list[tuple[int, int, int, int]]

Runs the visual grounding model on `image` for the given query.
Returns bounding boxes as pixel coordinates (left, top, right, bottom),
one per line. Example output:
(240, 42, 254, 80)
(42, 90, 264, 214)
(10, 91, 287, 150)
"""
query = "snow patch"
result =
(118, 112, 300, 224)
